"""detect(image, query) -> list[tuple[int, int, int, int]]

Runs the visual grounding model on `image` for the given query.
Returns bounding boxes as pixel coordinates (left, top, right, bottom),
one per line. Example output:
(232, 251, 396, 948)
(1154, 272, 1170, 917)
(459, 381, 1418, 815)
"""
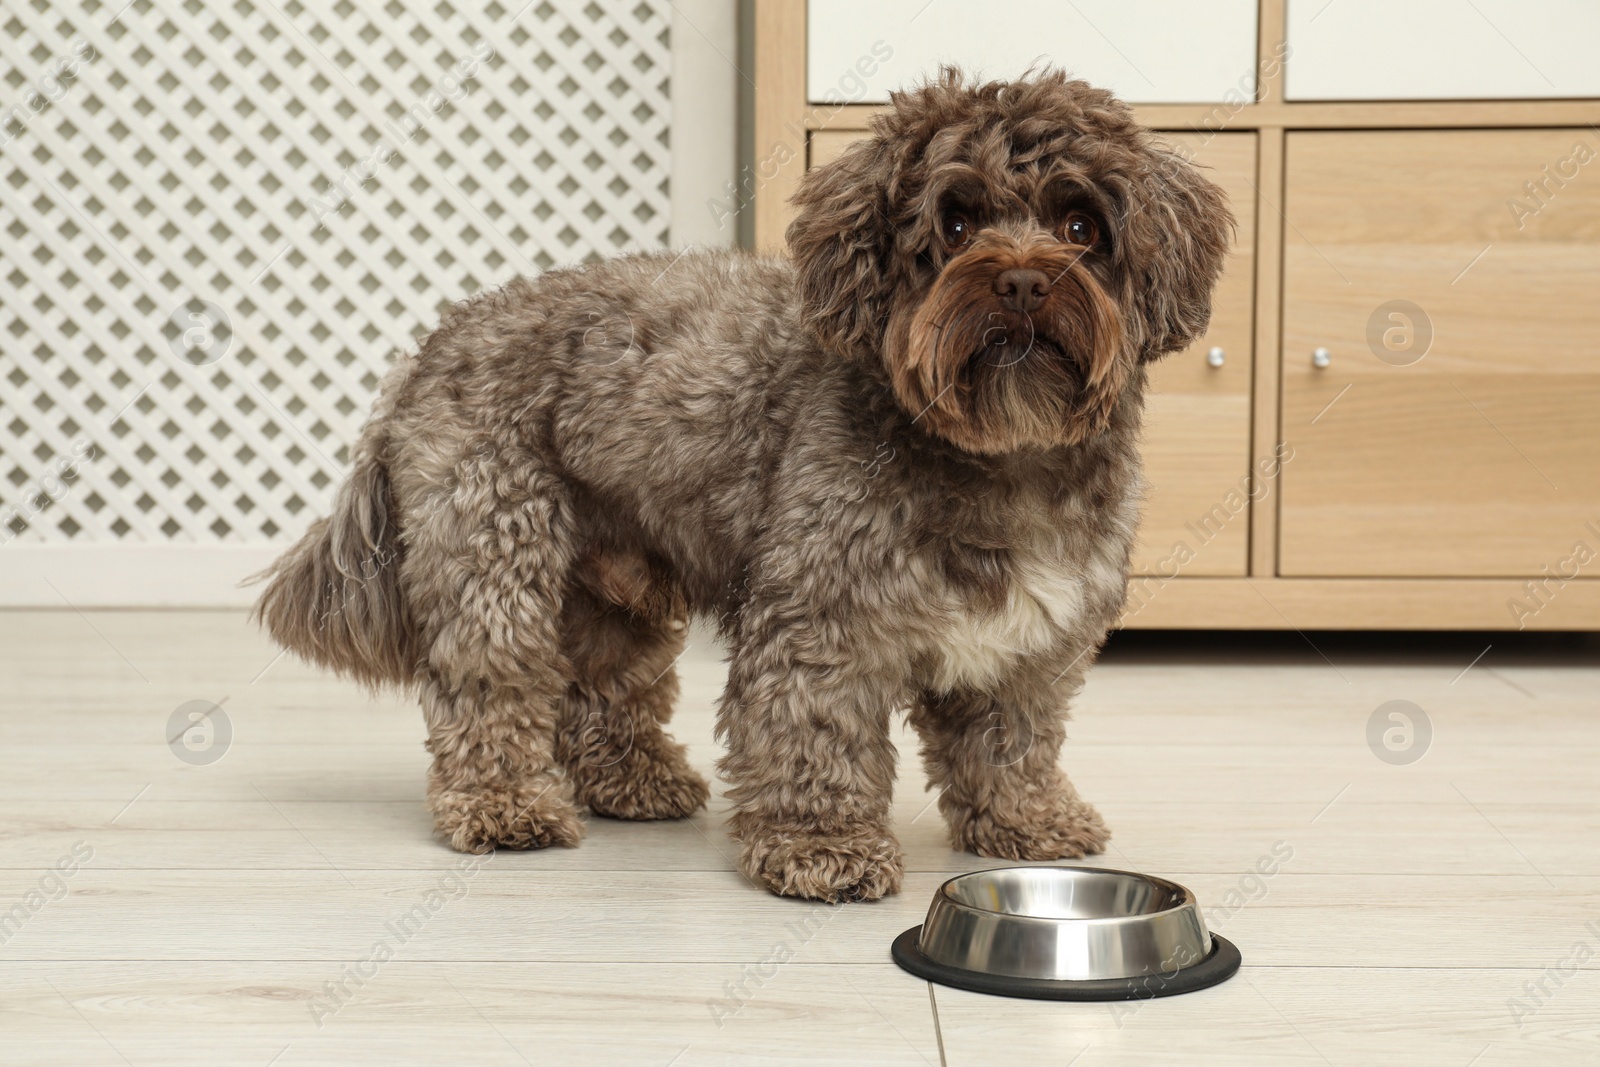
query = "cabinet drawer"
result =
(807, 129, 1258, 578)
(1280, 129, 1600, 577)
(1286, 0, 1600, 101)
(806, 0, 1259, 105)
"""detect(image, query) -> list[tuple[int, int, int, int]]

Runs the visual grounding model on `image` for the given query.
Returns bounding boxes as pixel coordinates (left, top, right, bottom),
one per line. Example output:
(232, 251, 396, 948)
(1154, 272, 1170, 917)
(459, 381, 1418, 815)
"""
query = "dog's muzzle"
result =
(888, 230, 1128, 454)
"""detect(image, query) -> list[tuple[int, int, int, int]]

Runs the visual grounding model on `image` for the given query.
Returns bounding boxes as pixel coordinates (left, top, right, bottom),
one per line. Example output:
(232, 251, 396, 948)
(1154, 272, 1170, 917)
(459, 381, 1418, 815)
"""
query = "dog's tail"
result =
(249, 416, 419, 688)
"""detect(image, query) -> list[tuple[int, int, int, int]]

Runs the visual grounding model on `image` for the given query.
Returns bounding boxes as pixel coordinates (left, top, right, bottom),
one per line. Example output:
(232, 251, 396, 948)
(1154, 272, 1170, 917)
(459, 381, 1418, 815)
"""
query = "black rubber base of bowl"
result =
(891, 926, 1241, 1001)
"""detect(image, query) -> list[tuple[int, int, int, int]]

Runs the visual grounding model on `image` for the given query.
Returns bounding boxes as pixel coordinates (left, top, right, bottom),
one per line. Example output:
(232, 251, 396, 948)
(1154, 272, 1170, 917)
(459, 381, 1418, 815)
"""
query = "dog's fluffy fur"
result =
(254, 69, 1231, 902)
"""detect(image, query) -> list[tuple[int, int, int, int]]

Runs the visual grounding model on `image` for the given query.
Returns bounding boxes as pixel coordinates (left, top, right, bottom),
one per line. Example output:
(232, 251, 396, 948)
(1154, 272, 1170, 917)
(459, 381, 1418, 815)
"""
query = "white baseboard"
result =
(0, 545, 283, 607)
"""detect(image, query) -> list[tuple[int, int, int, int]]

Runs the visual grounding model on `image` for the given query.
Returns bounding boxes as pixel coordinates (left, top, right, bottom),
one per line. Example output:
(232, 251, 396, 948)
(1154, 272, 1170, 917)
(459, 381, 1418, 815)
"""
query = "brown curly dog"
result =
(254, 67, 1232, 902)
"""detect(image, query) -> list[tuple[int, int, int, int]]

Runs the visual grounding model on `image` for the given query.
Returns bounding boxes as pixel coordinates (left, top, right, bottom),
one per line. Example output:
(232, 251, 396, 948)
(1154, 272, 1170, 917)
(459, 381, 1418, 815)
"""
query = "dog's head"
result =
(787, 68, 1233, 454)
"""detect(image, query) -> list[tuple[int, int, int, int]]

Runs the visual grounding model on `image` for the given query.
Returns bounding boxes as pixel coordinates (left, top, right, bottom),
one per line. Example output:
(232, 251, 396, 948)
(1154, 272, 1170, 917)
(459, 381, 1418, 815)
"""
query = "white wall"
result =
(671, 0, 739, 248)
(0, 0, 736, 606)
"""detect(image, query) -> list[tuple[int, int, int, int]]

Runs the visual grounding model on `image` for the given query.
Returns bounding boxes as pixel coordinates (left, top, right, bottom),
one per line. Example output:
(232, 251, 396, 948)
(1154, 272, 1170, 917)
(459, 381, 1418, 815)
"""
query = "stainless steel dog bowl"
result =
(892, 866, 1240, 1000)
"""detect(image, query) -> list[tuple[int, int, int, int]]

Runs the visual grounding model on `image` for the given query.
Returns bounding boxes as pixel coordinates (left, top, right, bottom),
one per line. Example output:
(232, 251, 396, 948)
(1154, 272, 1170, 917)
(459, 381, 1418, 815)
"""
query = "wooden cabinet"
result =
(807, 129, 863, 170)
(758, 0, 1600, 628)
(1131, 133, 1257, 577)
(1280, 130, 1600, 577)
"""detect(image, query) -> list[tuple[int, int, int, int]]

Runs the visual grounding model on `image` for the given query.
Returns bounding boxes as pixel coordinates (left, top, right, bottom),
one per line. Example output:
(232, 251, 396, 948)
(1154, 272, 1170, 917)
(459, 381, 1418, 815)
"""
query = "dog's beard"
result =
(886, 239, 1128, 455)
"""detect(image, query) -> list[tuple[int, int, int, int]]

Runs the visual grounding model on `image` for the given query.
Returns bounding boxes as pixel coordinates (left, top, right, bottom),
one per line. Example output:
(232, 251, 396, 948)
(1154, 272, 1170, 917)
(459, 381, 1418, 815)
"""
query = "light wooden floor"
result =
(2, 612, 1598, 1066)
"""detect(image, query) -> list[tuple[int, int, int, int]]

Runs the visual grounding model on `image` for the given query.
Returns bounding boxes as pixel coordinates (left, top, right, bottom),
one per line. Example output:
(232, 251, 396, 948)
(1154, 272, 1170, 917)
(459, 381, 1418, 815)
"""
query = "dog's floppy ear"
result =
(785, 136, 899, 359)
(1123, 143, 1234, 362)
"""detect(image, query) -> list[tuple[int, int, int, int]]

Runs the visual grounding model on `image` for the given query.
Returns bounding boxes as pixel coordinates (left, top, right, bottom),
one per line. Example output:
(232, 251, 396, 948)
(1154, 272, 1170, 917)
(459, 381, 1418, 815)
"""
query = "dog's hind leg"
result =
(409, 448, 585, 854)
(555, 559, 710, 821)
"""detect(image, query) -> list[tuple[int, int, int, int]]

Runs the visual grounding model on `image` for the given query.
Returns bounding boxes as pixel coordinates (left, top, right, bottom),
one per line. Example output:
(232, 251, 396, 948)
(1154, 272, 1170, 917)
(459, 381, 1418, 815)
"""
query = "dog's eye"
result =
(942, 214, 972, 250)
(1060, 212, 1099, 247)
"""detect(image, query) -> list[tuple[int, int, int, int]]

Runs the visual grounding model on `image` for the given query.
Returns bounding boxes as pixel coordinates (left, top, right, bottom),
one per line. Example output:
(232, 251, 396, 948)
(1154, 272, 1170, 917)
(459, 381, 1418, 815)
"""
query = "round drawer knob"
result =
(1312, 347, 1332, 369)
(1206, 346, 1225, 368)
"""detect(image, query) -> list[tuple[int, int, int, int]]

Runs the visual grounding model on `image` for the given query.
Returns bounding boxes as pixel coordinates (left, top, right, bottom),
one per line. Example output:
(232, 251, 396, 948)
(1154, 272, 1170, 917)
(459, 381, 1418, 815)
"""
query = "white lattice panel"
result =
(1, 0, 671, 548)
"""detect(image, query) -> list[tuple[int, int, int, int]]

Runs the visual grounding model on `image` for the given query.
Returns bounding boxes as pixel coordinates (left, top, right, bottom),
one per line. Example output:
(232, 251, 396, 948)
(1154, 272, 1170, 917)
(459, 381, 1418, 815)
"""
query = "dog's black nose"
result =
(994, 268, 1050, 313)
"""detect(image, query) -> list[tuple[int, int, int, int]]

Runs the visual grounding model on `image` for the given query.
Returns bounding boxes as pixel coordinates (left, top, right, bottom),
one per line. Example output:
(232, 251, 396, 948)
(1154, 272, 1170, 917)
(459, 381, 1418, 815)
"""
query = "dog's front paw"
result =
(737, 827, 904, 903)
(431, 780, 585, 853)
(949, 795, 1110, 862)
(578, 742, 711, 821)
